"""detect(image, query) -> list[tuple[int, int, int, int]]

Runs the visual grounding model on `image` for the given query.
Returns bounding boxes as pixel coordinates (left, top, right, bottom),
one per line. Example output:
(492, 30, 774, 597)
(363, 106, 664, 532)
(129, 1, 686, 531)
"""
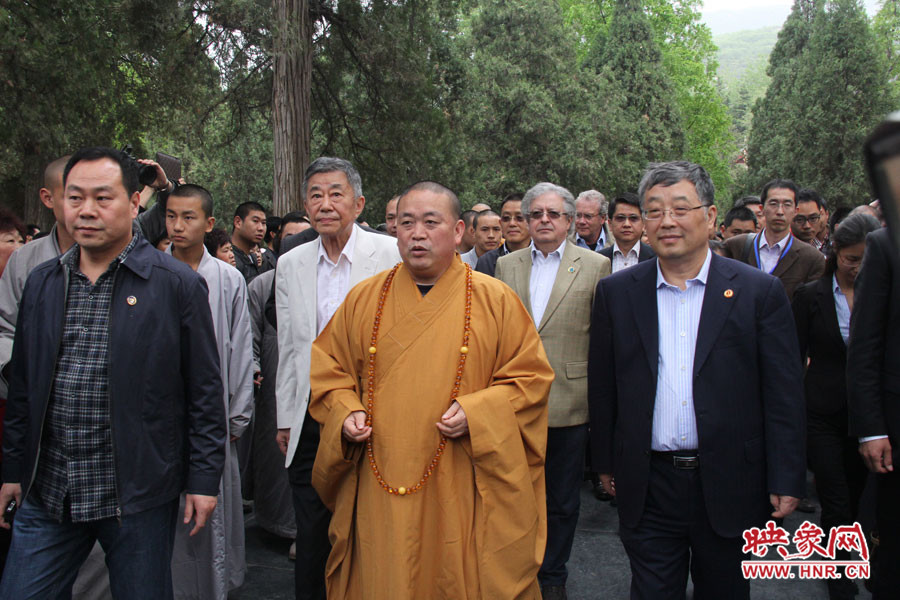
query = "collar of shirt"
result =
(656, 249, 712, 291)
(317, 222, 358, 268)
(613, 241, 639, 259)
(758, 228, 791, 251)
(575, 230, 604, 251)
(530, 238, 568, 263)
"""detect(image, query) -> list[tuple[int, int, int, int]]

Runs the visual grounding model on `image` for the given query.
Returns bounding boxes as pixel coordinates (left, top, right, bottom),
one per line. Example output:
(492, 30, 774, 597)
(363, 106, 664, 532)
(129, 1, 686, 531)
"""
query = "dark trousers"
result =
(873, 469, 900, 599)
(807, 410, 867, 599)
(539, 423, 588, 587)
(619, 455, 749, 600)
(0, 497, 178, 599)
(287, 412, 331, 600)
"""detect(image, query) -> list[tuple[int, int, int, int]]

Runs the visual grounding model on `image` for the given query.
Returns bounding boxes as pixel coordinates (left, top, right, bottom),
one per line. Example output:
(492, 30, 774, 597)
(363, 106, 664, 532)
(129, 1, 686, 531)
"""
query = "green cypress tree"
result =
(594, 0, 686, 173)
(790, 0, 894, 204)
(747, 0, 822, 190)
(748, 0, 891, 204)
(449, 0, 640, 204)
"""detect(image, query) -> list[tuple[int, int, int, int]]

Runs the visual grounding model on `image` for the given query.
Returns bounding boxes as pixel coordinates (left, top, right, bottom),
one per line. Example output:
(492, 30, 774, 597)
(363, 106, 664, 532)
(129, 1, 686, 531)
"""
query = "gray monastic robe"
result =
(169, 247, 254, 599)
(248, 271, 296, 538)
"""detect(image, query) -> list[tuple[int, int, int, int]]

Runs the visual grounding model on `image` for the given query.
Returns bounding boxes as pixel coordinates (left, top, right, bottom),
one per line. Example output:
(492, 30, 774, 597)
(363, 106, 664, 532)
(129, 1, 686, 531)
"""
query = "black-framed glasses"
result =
(793, 214, 821, 225)
(642, 205, 707, 221)
(528, 209, 565, 221)
(612, 214, 642, 224)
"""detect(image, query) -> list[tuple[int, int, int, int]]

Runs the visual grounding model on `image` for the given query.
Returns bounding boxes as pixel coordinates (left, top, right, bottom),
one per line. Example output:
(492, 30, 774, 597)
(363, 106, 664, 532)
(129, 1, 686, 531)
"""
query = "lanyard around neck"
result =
(754, 232, 793, 274)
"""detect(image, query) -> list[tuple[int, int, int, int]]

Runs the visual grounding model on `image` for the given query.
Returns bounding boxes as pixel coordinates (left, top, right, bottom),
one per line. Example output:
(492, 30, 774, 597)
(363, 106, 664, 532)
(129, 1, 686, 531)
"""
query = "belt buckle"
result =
(672, 455, 699, 469)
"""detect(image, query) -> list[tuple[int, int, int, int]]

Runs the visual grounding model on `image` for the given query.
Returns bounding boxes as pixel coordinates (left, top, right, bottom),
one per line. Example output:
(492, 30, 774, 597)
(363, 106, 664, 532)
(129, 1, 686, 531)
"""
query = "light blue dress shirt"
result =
(529, 239, 567, 326)
(575, 228, 607, 252)
(757, 229, 791, 274)
(651, 250, 712, 451)
(833, 275, 850, 346)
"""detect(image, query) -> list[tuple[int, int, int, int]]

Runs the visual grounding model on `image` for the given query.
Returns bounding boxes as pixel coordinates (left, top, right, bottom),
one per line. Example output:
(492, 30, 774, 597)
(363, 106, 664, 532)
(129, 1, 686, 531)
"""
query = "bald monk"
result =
(309, 181, 554, 599)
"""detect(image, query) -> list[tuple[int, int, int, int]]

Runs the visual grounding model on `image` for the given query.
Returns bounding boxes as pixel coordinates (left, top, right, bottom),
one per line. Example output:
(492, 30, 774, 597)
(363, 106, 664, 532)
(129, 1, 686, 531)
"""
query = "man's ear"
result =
(39, 188, 54, 210)
(206, 216, 216, 234)
(454, 219, 466, 246)
(129, 191, 141, 219)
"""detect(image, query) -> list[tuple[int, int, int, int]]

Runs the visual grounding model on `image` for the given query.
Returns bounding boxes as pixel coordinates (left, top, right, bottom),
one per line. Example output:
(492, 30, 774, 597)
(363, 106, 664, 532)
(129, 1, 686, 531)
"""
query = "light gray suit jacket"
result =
(496, 241, 610, 427)
(275, 225, 400, 466)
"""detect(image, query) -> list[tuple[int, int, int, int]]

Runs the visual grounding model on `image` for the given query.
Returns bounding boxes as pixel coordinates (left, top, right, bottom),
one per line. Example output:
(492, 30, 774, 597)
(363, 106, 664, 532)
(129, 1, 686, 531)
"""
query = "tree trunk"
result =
(272, 0, 313, 217)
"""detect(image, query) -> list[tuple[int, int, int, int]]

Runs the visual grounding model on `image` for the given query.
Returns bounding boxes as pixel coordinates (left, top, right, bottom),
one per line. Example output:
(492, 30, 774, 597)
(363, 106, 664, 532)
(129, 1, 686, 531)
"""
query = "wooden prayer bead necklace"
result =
(365, 262, 473, 496)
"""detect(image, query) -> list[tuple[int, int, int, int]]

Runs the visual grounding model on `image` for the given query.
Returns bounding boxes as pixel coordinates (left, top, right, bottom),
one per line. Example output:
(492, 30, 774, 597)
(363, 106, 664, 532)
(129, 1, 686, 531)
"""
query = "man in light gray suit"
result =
(274, 157, 399, 600)
(495, 182, 610, 600)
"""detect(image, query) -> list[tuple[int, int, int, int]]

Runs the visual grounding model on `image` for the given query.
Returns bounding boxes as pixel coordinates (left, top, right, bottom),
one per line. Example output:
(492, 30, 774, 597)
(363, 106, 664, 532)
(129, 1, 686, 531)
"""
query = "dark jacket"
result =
(792, 277, 848, 415)
(2, 234, 226, 516)
(474, 243, 512, 277)
(588, 254, 806, 537)
(233, 244, 276, 284)
(848, 228, 900, 449)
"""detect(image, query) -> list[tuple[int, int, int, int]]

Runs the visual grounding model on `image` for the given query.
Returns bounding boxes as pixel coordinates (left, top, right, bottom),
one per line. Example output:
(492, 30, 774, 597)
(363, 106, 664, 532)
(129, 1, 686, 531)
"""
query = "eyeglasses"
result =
(575, 212, 600, 220)
(642, 205, 708, 221)
(793, 214, 821, 225)
(500, 214, 526, 223)
(765, 199, 795, 210)
(612, 214, 642, 224)
(528, 210, 566, 221)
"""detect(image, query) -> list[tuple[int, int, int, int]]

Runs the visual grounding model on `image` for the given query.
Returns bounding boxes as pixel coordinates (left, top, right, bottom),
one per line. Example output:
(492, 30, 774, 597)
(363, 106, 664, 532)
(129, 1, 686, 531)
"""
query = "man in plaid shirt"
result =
(0, 147, 226, 599)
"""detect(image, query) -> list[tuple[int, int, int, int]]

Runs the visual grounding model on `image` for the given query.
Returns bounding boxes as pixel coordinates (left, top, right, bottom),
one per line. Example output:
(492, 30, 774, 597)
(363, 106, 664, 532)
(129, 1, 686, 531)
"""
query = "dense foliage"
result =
(747, 0, 894, 206)
(3, 0, 897, 224)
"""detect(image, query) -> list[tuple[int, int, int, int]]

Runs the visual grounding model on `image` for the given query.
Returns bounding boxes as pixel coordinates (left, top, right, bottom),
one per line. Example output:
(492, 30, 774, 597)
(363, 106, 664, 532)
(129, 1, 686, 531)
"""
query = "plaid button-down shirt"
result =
(32, 231, 139, 522)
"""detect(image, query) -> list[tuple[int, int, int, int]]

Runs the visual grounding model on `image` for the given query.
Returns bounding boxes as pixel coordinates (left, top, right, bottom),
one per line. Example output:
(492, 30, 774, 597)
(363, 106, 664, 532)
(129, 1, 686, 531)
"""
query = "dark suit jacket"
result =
(792, 277, 848, 415)
(588, 254, 806, 537)
(847, 228, 900, 452)
(598, 241, 656, 269)
(722, 232, 825, 300)
(474, 243, 512, 277)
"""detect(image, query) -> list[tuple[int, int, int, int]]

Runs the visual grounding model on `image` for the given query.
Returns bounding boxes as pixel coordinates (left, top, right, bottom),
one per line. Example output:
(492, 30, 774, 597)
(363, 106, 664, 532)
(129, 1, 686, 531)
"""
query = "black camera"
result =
(121, 144, 160, 188)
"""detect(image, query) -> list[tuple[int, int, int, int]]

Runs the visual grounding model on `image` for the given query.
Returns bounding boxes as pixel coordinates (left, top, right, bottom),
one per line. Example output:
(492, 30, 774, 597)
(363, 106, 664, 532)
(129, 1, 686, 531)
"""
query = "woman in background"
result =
(792, 212, 881, 600)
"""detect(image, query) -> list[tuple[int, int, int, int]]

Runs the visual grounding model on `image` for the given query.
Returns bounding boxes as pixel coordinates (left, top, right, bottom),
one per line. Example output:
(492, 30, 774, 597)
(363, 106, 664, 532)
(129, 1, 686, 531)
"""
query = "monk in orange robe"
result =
(309, 181, 554, 599)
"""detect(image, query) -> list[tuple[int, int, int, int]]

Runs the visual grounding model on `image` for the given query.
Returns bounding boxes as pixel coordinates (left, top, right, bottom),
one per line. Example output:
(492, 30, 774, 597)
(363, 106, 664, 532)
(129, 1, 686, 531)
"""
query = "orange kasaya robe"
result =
(309, 258, 554, 600)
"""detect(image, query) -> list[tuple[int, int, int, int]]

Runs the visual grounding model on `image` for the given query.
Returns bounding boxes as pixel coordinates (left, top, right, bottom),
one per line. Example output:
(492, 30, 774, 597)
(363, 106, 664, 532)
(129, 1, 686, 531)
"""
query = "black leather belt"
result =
(652, 451, 700, 470)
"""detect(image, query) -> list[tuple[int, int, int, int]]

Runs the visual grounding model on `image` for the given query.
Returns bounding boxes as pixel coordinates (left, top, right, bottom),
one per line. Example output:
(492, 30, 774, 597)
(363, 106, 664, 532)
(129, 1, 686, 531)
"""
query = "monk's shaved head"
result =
(43, 155, 71, 191)
(399, 181, 460, 220)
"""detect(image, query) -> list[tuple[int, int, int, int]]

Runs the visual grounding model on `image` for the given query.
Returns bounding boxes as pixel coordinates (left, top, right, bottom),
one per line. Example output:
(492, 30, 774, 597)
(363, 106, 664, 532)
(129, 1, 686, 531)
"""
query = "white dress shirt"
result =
(611, 242, 640, 273)
(651, 250, 712, 451)
(529, 239, 567, 326)
(757, 229, 792, 274)
(316, 224, 357, 335)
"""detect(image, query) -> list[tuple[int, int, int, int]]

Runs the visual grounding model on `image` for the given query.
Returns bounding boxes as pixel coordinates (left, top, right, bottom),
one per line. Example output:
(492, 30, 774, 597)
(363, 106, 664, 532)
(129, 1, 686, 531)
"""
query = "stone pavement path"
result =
(232, 480, 873, 599)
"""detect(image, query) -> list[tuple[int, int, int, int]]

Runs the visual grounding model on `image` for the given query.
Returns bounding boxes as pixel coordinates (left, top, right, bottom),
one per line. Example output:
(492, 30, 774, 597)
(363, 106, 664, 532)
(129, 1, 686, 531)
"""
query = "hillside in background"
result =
(714, 26, 781, 150)
(715, 25, 780, 85)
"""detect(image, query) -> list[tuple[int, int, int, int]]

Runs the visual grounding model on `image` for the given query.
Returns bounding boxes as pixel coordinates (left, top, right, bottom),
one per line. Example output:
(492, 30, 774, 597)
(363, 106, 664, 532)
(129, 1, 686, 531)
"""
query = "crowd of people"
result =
(0, 147, 896, 600)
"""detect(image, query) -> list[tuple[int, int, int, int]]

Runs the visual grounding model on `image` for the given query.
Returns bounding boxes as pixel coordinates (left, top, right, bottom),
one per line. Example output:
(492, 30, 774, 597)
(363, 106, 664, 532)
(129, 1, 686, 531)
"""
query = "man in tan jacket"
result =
(496, 182, 610, 600)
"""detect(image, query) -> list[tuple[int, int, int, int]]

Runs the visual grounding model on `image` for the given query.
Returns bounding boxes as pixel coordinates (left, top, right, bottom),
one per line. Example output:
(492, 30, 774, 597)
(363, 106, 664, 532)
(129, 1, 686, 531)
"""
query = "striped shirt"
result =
(651, 250, 711, 451)
(33, 231, 138, 522)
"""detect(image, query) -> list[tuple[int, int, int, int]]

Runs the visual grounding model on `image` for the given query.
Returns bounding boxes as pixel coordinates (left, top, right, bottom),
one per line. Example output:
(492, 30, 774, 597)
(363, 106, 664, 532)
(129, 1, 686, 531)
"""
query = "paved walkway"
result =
(232, 479, 873, 599)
